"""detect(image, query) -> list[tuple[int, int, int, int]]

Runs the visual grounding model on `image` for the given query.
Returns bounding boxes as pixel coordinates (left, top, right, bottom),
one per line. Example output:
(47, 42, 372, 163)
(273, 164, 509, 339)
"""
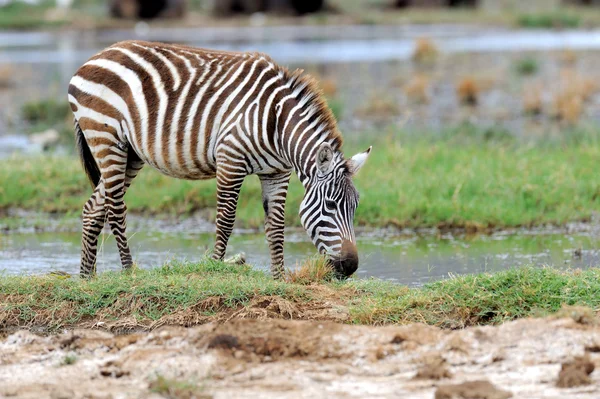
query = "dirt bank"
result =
(1, 317, 599, 398)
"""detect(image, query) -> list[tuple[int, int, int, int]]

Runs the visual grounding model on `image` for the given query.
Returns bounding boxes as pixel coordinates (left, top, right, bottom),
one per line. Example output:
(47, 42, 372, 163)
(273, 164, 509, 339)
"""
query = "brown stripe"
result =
(202, 59, 252, 166)
(76, 63, 141, 150)
(154, 46, 191, 171)
(103, 45, 160, 159)
(69, 84, 123, 127)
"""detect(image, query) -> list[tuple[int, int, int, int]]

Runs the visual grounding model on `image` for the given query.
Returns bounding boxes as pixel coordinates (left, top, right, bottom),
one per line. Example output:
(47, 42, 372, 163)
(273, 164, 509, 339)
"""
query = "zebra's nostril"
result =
(330, 239, 358, 278)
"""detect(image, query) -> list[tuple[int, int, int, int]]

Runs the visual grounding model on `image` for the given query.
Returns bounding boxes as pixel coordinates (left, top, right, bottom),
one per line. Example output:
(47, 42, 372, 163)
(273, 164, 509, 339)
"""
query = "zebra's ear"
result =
(348, 146, 372, 176)
(316, 142, 333, 174)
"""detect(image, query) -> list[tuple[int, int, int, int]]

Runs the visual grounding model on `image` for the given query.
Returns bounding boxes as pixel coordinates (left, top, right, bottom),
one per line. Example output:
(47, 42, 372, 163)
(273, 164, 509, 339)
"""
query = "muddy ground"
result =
(1, 316, 599, 399)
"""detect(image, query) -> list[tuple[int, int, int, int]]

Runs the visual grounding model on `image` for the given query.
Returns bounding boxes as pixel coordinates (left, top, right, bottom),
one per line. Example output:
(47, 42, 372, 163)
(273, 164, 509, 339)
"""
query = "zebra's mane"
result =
(283, 68, 343, 151)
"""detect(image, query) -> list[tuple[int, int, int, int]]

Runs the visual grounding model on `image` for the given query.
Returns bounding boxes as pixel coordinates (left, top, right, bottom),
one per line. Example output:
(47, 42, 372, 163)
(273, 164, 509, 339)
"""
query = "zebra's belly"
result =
(130, 141, 217, 181)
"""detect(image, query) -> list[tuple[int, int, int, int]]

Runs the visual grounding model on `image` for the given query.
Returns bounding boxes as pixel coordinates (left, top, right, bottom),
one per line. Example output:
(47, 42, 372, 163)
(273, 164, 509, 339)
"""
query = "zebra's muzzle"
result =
(330, 239, 359, 279)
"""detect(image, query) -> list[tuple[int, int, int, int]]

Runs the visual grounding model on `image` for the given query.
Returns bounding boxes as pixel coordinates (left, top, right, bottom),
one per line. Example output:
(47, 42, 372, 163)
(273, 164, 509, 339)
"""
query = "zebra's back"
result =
(68, 40, 282, 180)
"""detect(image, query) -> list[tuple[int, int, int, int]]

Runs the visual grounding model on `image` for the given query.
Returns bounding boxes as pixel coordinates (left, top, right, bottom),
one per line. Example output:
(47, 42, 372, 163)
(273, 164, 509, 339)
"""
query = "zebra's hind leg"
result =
(103, 152, 144, 270)
(259, 171, 291, 280)
(81, 181, 107, 277)
(84, 142, 138, 272)
(109, 154, 144, 268)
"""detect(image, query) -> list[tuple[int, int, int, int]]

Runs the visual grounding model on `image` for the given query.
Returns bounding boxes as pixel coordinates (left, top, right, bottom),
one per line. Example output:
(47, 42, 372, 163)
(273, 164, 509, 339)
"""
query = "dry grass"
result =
(286, 256, 335, 285)
(560, 49, 578, 66)
(0, 66, 13, 89)
(551, 70, 599, 124)
(563, 70, 599, 102)
(412, 37, 439, 65)
(553, 90, 583, 124)
(404, 74, 430, 104)
(319, 78, 338, 97)
(355, 92, 400, 119)
(456, 77, 480, 106)
(523, 83, 543, 116)
(149, 375, 210, 399)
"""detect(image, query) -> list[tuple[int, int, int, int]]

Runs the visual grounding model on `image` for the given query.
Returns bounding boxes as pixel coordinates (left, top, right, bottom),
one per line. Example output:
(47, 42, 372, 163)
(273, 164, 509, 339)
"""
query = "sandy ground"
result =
(1, 316, 599, 399)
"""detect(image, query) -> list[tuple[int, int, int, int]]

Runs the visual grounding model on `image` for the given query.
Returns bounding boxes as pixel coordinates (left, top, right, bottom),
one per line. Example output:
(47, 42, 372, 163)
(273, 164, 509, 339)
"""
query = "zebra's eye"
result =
(325, 200, 336, 210)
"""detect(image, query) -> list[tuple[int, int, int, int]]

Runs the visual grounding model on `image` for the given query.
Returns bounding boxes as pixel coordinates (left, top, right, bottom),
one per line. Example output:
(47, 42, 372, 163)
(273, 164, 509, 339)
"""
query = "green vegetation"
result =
(5, 0, 600, 31)
(3, 126, 600, 230)
(149, 375, 209, 399)
(350, 266, 600, 327)
(19, 98, 73, 146)
(0, 0, 67, 30)
(286, 255, 336, 284)
(61, 354, 78, 366)
(22, 98, 71, 125)
(514, 57, 539, 76)
(517, 12, 581, 29)
(1, 259, 598, 330)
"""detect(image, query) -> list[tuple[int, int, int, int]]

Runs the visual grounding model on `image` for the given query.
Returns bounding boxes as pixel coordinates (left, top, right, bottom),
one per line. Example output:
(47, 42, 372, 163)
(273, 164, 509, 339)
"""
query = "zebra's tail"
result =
(75, 120, 101, 189)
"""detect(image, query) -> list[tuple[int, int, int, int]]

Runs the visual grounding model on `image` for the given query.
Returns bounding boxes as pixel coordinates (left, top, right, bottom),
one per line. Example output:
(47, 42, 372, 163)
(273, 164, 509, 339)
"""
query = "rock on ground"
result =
(0, 317, 599, 398)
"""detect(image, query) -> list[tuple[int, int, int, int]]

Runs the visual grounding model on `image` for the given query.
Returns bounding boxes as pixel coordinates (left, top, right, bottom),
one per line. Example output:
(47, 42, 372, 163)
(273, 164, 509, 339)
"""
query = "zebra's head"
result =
(299, 143, 371, 278)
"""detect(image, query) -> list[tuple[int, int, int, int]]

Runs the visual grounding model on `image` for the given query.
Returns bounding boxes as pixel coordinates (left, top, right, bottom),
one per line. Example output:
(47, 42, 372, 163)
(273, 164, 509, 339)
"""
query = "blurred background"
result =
(4, 0, 600, 283)
(3, 0, 600, 153)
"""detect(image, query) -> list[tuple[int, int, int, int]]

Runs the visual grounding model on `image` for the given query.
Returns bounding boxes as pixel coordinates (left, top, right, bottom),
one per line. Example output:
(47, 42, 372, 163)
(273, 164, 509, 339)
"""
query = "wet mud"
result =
(1, 316, 599, 398)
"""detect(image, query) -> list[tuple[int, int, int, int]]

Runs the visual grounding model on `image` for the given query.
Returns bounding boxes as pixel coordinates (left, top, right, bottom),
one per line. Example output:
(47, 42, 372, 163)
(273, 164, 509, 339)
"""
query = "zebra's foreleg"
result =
(212, 164, 246, 262)
(259, 171, 291, 280)
(81, 181, 107, 278)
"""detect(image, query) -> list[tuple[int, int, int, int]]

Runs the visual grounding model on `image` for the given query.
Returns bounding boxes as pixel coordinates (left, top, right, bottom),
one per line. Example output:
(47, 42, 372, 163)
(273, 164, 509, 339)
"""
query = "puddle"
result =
(1, 228, 598, 286)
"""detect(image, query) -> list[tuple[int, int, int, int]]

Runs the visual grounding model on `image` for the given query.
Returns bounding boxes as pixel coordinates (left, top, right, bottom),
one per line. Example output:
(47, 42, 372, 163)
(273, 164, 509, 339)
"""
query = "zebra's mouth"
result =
(329, 239, 359, 279)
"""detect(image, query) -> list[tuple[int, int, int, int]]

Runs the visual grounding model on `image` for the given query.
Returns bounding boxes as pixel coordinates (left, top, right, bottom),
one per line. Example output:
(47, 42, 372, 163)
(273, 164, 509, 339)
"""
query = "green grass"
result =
(3, 127, 600, 230)
(349, 266, 600, 327)
(18, 98, 73, 146)
(517, 12, 581, 28)
(0, 1, 68, 30)
(514, 57, 539, 76)
(149, 375, 209, 399)
(1, 259, 598, 330)
(6, 1, 600, 31)
(22, 98, 71, 126)
(61, 354, 78, 366)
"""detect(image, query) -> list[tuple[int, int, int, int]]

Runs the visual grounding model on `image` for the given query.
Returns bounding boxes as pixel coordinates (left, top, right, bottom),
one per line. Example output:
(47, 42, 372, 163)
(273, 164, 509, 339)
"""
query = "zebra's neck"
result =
(276, 103, 341, 188)
(274, 75, 343, 188)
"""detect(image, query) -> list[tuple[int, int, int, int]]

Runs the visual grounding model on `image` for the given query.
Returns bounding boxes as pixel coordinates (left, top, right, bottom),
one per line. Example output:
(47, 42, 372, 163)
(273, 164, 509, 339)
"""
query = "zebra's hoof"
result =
(225, 252, 246, 266)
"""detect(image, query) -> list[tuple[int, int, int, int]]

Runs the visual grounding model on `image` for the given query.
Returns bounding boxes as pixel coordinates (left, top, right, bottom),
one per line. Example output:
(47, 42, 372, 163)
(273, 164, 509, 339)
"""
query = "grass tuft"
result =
(404, 73, 430, 104)
(553, 89, 583, 124)
(286, 256, 335, 285)
(412, 37, 439, 65)
(456, 77, 480, 106)
(515, 57, 539, 76)
(523, 82, 543, 115)
(149, 375, 210, 399)
(60, 354, 77, 366)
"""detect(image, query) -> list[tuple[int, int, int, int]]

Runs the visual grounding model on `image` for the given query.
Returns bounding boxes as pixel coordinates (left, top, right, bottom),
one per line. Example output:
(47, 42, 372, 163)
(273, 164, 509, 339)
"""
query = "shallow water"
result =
(1, 228, 599, 286)
(4, 27, 600, 65)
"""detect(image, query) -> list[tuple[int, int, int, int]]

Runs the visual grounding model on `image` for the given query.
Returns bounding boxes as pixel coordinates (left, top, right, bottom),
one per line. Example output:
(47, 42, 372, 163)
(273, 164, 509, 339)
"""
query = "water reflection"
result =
(1, 229, 598, 286)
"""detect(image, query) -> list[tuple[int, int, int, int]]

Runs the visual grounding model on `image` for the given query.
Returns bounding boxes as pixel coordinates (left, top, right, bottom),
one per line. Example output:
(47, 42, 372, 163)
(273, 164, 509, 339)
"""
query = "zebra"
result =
(68, 40, 371, 279)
